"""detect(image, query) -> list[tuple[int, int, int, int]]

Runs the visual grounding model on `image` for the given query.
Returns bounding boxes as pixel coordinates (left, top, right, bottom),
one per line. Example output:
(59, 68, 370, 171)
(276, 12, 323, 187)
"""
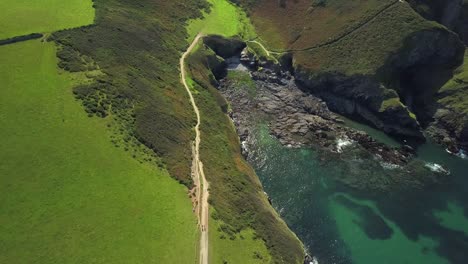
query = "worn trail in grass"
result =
(185, 1, 290, 262)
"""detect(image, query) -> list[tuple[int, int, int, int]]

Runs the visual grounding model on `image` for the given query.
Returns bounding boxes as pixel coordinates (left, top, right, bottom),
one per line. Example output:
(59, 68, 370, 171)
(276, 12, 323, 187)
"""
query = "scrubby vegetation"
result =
(209, 209, 272, 263)
(52, 0, 211, 186)
(186, 42, 304, 263)
(0, 33, 43, 46)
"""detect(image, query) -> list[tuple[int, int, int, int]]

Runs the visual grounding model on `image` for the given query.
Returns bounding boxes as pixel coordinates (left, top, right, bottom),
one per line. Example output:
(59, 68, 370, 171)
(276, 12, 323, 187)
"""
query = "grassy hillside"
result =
(50, 0, 305, 262)
(186, 42, 304, 263)
(295, 2, 441, 75)
(0, 0, 94, 39)
(235, 0, 456, 78)
(53, 0, 210, 186)
(239, 0, 392, 50)
(0, 40, 197, 263)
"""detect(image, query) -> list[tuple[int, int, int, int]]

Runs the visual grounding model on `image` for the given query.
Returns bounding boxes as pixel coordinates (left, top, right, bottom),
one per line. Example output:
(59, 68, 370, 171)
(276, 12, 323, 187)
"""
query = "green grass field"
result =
(0, 0, 94, 39)
(0, 40, 197, 263)
(187, 0, 256, 41)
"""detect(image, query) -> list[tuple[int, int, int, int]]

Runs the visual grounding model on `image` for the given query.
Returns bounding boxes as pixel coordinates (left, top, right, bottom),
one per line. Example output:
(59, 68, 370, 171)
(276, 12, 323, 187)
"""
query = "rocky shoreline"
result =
(217, 48, 449, 193)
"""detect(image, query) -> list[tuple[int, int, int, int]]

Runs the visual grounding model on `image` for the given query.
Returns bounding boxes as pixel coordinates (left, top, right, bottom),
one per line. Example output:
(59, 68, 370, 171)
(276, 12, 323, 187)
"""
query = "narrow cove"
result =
(202, 37, 468, 263)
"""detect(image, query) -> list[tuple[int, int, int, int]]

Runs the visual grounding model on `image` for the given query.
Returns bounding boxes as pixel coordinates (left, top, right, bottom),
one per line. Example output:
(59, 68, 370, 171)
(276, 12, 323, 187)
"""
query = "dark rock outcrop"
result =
(294, 70, 424, 140)
(293, 26, 464, 142)
(203, 35, 246, 59)
(426, 108, 468, 152)
(409, 0, 464, 30)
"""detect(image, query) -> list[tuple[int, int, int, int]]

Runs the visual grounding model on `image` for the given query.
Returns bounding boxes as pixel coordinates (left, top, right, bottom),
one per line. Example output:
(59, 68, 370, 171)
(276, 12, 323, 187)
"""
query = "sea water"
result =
(247, 122, 468, 264)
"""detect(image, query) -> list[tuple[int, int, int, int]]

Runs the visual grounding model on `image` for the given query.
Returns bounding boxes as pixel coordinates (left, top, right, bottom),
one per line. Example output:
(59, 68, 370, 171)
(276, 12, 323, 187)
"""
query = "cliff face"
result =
(294, 70, 424, 139)
(379, 28, 465, 122)
(409, 0, 464, 30)
(427, 51, 468, 151)
(235, 0, 467, 149)
(409, 0, 468, 46)
(294, 26, 464, 140)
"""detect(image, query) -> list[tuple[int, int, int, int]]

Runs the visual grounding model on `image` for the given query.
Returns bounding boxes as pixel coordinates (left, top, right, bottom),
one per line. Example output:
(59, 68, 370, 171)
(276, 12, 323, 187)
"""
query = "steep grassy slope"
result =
(186, 41, 304, 263)
(0, 40, 197, 263)
(0, 0, 94, 39)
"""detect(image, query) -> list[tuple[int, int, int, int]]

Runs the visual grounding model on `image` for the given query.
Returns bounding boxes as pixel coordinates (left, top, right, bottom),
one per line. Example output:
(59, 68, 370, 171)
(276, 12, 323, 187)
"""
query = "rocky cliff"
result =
(234, 0, 466, 149)
(293, 26, 464, 140)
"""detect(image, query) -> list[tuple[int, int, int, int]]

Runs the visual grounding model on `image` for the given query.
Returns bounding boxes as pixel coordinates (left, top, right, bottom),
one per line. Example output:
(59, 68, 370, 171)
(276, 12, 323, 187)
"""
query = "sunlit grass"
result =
(0, 0, 94, 39)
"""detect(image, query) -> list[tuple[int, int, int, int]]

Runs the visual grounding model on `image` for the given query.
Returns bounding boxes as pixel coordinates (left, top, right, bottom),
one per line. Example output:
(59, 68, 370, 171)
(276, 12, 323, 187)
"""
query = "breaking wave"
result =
(425, 162, 450, 175)
(336, 138, 353, 153)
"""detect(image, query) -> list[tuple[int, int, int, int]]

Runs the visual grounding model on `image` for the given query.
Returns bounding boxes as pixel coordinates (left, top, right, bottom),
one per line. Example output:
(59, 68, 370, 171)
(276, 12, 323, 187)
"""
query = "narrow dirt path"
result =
(180, 33, 210, 264)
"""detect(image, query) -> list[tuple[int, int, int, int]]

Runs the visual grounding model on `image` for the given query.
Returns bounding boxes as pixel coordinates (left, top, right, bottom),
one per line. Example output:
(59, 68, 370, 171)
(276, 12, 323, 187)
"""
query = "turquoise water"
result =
(248, 124, 468, 264)
(340, 116, 401, 148)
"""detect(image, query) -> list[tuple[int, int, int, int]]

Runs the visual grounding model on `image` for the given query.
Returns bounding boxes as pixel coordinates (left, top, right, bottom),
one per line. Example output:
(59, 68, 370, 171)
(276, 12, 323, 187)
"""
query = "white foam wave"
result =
(380, 162, 401, 170)
(336, 138, 353, 153)
(445, 148, 467, 160)
(425, 162, 450, 175)
(456, 149, 467, 159)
